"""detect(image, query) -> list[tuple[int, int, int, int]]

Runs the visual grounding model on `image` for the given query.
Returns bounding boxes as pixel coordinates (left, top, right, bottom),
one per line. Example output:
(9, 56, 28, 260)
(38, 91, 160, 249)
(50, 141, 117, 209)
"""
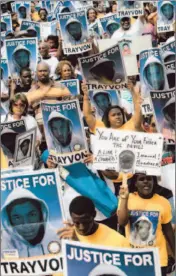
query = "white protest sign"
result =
(91, 128, 163, 175)
(141, 97, 153, 115)
(1, 254, 63, 275)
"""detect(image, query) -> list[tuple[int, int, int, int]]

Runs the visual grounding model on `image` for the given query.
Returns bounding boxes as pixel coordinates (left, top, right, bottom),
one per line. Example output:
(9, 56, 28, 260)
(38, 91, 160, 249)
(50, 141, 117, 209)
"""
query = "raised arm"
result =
(128, 80, 143, 131)
(82, 82, 96, 132)
(117, 185, 129, 227)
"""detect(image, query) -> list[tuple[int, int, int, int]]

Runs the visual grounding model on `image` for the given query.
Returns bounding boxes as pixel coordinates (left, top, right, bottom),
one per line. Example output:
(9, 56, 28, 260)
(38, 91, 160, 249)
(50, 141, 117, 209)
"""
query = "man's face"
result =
(39, 44, 49, 57)
(21, 141, 29, 156)
(94, 94, 110, 112)
(39, 10, 47, 20)
(145, 63, 165, 90)
(14, 50, 29, 68)
(19, 7, 27, 18)
(121, 18, 131, 30)
(71, 213, 95, 236)
(47, 39, 55, 49)
(21, 71, 32, 87)
(137, 221, 150, 241)
(1, 22, 7, 32)
(162, 4, 174, 20)
(50, 118, 71, 146)
(107, 23, 119, 35)
(9, 201, 41, 241)
(37, 65, 50, 83)
(67, 22, 82, 41)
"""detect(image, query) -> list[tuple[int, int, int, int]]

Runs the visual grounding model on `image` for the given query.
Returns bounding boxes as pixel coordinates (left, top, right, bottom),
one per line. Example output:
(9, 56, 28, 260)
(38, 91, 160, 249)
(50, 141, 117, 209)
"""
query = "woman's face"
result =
(12, 99, 26, 116)
(88, 9, 97, 22)
(135, 175, 154, 198)
(61, 64, 72, 80)
(108, 108, 124, 128)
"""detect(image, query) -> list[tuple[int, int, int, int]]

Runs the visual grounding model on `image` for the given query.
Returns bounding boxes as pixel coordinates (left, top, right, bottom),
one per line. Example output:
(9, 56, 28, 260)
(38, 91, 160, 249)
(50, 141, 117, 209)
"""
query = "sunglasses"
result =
(13, 103, 25, 108)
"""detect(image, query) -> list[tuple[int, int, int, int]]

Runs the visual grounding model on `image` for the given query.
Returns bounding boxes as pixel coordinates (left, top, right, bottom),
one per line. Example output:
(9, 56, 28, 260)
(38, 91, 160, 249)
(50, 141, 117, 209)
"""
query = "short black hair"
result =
(69, 196, 95, 216)
(38, 8, 48, 16)
(20, 67, 31, 76)
(102, 105, 126, 128)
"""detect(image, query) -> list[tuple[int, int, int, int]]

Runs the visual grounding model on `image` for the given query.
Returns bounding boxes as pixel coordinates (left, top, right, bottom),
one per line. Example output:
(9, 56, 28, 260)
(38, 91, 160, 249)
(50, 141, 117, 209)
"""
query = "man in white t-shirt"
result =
(111, 16, 145, 41)
(39, 42, 59, 79)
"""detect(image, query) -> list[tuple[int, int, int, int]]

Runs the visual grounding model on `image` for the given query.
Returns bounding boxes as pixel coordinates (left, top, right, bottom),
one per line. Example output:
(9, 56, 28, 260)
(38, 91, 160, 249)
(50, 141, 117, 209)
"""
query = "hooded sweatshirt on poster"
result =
(1, 188, 61, 258)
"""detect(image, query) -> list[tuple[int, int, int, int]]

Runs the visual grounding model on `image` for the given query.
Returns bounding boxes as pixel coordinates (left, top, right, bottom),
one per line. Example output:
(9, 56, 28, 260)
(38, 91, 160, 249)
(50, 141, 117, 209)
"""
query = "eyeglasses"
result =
(13, 103, 25, 108)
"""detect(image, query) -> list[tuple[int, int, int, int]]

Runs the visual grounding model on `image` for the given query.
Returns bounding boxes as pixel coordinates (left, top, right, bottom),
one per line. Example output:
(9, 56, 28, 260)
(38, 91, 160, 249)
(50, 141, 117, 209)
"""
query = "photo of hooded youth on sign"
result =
(1, 15, 12, 35)
(58, 11, 89, 46)
(140, 49, 168, 97)
(20, 21, 41, 40)
(1, 170, 63, 258)
(79, 45, 126, 87)
(5, 38, 38, 77)
(150, 89, 175, 142)
(100, 15, 120, 38)
(88, 263, 127, 276)
(15, 2, 31, 20)
(41, 100, 87, 156)
(119, 0, 141, 9)
(159, 1, 175, 24)
(89, 90, 121, 119)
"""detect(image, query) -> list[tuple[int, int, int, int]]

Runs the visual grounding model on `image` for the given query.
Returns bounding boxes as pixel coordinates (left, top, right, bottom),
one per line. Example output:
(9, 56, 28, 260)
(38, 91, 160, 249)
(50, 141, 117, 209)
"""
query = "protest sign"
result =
(5, 38, 38, 78)
(88, 22, 101, 40)
(99, 14, 120, 38)
(162, 143, 175, 166)
(59, 79, 80, 96)
(13, 128, 36, 168)
(15, 1, 31, 20)
(73, 1, 93, 11)
(89, 89, 121, 120)
(139, 48, 169, 98)
(79, 44, 127, 90)
(20, 20, 41, 40)
(150, 88, 175, 143)
(62, 240, 161, 276)
(1, 169, 64, 275)
(117, 0, 144, 18)
(41, 100, 88, 165)
(119, 35, 152, 56)
(1, 167, 33, 176)
(141, 97, 153, 116)
(40, 21, 57, 40)
(1, 120, 27, 160)
(41, 0, 54, 13)
(91, 128, 163, 175)
(1, 14, 13, 36)
(157, 0, 175, 33)
(1, 59, 9, 84)
(160, 39, 175, 63)
(160, 39, 175, 88)
(58, 10, 92, 55)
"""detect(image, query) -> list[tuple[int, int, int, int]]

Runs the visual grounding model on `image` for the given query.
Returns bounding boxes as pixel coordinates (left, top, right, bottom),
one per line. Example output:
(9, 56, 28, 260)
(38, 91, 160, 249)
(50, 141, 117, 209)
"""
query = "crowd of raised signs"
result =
(0, 1, 176, 276)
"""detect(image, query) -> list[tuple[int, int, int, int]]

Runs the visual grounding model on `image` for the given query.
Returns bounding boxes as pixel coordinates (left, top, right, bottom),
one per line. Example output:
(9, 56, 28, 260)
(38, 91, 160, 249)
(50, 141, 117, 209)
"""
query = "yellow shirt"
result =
(91, 117, 143, 134)
(76, 223, 129, 248)
(31, 12, 40, 22)
(120, 193, 172, 267)
(1, 148, 8, 169)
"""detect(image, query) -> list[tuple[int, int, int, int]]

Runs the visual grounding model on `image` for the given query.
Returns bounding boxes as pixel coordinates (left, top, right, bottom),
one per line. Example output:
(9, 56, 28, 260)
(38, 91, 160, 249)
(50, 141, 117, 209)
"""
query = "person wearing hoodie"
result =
(106, 19, 120, 36)
(89, 58, 124, 85)
(162, 96, 175, 132)
(18, 5, 27, 19)
(160, 1, 174, 24)
(65, 17, 87, 45)
(47, 111, 85, 153)
(1, 188, 61, 258)
(12, 44, 31, 76)
(92, 91, 112, 118)
(1, 21, 7, 32)
(16, 138, 32, 161)
(1, 128, 19, 159)
(141, 56, 167, 97)
(88, 263, 127, 276)
(117, 173, 175, 276)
